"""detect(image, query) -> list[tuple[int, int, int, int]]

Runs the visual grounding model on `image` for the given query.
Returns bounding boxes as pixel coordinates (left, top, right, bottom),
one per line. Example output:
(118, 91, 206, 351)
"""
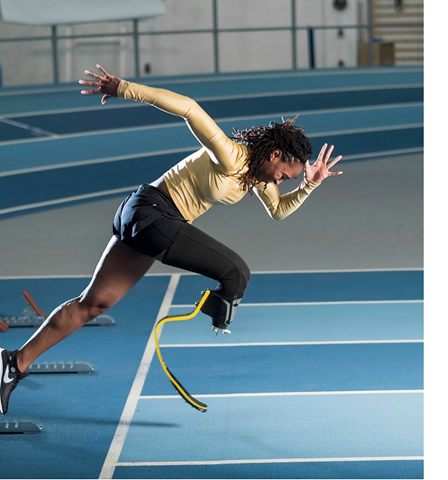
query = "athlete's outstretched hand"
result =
(79, 64, 122, 105)
(304, 143, 343, 184)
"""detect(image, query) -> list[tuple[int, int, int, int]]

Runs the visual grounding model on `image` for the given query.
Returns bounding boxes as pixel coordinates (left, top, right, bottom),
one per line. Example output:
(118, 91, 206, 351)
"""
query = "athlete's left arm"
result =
(79, 65, 238, 173)
(118, 82, 239, 173)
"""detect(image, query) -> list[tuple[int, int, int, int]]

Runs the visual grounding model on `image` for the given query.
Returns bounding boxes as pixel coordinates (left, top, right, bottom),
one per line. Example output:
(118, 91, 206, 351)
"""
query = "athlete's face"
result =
(257, 149, 304, 185)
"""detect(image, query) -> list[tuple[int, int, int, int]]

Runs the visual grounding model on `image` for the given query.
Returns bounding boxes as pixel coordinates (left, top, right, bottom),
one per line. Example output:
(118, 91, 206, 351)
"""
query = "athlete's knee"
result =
(238, 258, 251, 293)
(77, 294, 115, 321)
(232, 256, 250, 295)
(219, 254, 251, 299)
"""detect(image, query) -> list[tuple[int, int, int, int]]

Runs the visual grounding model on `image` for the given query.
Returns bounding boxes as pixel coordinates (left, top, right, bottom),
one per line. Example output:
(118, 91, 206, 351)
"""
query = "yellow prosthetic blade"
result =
(155, 290, 210, 412)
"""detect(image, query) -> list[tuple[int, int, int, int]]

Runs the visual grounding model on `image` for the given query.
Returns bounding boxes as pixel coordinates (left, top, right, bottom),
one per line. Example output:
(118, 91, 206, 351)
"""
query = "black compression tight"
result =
(161, 223, 250, 301)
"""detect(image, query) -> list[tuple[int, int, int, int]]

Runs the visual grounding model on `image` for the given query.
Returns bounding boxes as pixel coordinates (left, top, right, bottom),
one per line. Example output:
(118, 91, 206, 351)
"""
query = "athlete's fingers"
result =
(79, 77, 106, 96)
(79, 79, 102, 88)
(80, 87, 102, 96)
(96, 64, 111, 78)
(313, 143, 327, 165)
(323, 145, 335, 164)
(318, 143, 327, 160)
(83, 69, 104, 81)
(327, 155, 343, 169)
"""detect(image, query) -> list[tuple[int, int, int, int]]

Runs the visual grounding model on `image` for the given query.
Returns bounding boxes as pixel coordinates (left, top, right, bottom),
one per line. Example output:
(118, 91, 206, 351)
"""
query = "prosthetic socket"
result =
(199, 290, 242, 334)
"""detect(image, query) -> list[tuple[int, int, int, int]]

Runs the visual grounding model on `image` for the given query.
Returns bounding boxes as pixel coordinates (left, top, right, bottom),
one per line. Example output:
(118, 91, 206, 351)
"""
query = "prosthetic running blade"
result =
(22, 289, 210, 411)
(154, 290, 210, 412)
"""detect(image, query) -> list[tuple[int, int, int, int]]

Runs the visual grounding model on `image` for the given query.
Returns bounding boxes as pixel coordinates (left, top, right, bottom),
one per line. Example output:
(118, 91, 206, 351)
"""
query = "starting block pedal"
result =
(0, 419, 43, 434)
(2, 291, 115, 328)
(28, 360, 94, 374)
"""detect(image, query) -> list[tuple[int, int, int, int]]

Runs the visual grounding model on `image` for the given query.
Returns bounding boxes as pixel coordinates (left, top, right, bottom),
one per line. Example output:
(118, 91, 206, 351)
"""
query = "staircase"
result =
(372, 0, 424, 65)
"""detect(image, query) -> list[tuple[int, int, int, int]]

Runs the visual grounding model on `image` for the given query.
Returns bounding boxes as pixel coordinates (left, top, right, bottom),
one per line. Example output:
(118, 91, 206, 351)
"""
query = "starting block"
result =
(28, 360, 94, 374)
(1, 309, 45, 328)
(0, 419, 43, 434)
(85, 314, 115, 327)
(1, 291, 115, 328)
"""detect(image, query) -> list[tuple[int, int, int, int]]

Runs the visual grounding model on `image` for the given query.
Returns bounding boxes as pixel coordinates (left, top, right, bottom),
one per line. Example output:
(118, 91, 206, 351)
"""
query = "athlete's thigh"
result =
(80, 236, 155, 307)
(161, 223, 250, 298)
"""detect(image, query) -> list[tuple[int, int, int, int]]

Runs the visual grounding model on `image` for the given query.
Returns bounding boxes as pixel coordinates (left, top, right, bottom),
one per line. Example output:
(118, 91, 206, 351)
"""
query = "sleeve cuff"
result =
(305, 178, 320, 188)
(117, 80, 130, 99)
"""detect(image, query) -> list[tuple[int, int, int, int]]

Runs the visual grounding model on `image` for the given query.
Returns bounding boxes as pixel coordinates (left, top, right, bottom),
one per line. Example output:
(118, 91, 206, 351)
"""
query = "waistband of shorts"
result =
(137, 184, 185, 218)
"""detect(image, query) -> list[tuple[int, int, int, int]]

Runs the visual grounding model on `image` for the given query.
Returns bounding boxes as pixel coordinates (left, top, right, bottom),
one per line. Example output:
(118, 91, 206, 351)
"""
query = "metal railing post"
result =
(291, 0, 297, 69)
(132, 19, 140, 77)
(307, 27, 315, 69)
(51, 25, 59, 84)
(367, 0, 374, 66)
(212, 0, 219, 73)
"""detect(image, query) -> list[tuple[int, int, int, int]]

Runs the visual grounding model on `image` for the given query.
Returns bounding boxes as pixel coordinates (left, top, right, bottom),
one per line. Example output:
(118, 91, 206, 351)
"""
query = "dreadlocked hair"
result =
(231, 115, 312, 192)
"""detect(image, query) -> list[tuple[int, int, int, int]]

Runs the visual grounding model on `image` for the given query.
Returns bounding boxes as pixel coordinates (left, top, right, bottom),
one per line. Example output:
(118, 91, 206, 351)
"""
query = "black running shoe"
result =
(0, 348, 28, 414)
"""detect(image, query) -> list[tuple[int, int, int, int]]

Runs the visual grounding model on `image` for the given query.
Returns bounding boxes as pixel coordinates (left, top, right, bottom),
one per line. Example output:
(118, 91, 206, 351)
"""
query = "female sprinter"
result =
(1, 65, 342, 414)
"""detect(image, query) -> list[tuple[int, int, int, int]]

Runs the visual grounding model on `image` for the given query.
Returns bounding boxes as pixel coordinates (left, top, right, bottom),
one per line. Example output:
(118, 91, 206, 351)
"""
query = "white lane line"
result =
(159, 340, 423, 348)
(0, 269, 423, 280)
(117, 455, 423, 467)
(175, 267, 423, 274)
(0, 117, 58, 137)
(99, 274, 180, 480)
(171, 299, 423, 308)
(0, 146, 193, 178)
(140, 389, 423, 400)
(0, 272, 175, 279)
(0, 81, 423, 115)
(0, 186, 137, 216)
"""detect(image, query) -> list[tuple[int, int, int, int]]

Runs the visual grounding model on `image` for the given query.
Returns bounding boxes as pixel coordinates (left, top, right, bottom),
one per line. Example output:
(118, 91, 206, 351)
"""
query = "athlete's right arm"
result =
(79, 65, 238, 173)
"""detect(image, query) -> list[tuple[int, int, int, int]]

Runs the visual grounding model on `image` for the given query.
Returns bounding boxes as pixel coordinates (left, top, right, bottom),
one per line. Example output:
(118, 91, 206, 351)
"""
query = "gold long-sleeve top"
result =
(118, 81, 319, 223)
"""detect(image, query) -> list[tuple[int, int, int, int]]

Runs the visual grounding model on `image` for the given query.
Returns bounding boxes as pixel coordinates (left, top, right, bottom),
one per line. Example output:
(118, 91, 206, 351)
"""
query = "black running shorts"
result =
(113, 184, 250, 302)
(113, 184, 187, 257)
